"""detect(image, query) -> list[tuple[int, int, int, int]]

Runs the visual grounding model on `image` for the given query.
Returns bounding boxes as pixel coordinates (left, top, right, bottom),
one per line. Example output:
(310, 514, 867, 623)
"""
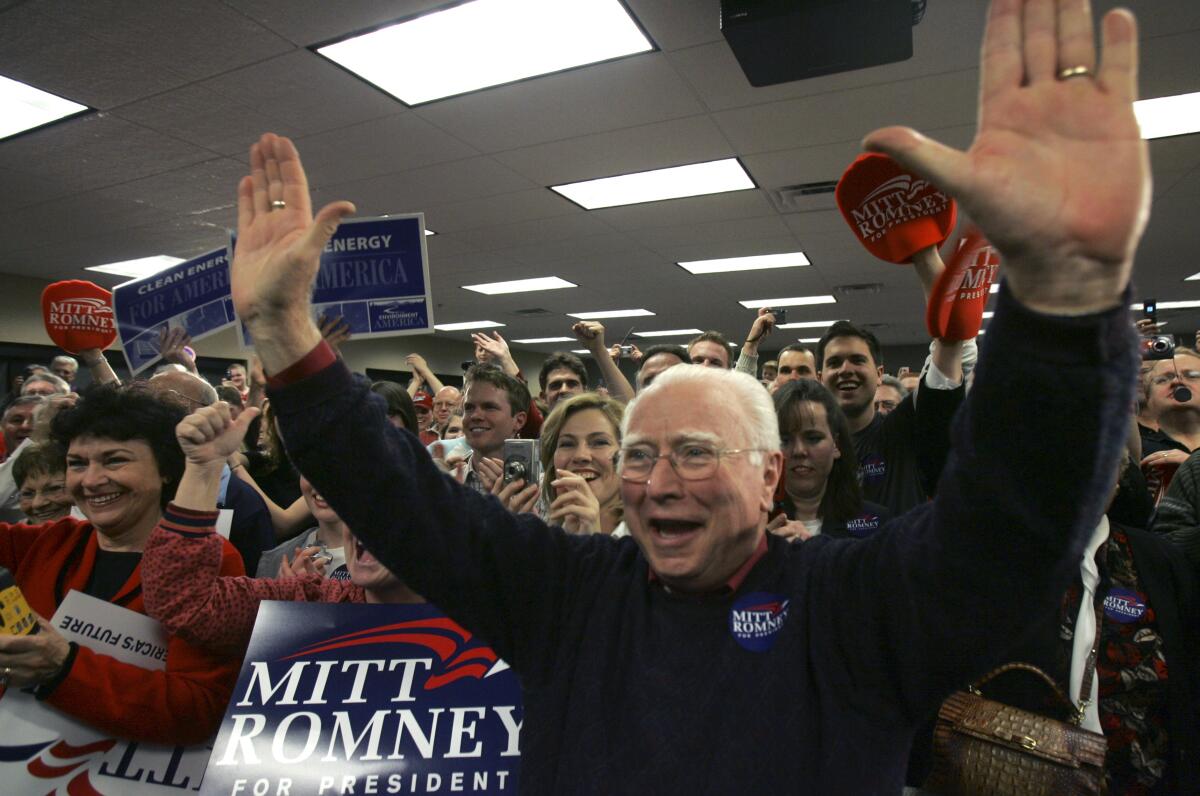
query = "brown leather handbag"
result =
(924, 660, 1109, 795)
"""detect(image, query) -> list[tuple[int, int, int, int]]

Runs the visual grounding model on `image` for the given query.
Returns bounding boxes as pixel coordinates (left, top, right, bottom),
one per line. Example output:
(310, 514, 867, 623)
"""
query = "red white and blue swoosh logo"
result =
(0, 737, 116, 795)
(280, 615, 508, 688)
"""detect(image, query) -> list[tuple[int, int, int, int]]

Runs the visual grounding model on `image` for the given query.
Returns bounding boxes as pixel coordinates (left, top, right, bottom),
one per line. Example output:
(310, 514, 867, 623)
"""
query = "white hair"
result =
(621, 364, 780, 462)
(51, 355, 78, 370)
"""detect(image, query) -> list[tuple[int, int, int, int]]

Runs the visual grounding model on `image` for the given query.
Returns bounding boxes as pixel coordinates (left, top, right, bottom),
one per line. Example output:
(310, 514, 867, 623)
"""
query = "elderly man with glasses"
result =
(226, 0, 1149, 789)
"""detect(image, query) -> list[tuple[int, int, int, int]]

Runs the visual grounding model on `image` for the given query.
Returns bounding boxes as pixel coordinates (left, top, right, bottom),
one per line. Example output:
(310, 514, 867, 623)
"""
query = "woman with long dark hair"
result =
(770, 379, 889, 541)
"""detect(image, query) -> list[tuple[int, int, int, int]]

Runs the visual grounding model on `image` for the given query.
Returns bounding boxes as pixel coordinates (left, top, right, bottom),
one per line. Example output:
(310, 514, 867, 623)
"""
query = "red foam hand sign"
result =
(41, 280, 117, 353)
(835, 153, 957, 264)
(925, 228, 1001, 341)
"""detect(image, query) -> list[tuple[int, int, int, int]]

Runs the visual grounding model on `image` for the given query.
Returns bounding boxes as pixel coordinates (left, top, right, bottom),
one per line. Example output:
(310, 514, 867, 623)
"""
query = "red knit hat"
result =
(41, 280, 117, 353)
(925, 227, 1001, 341)
(835, 153, 957, 264)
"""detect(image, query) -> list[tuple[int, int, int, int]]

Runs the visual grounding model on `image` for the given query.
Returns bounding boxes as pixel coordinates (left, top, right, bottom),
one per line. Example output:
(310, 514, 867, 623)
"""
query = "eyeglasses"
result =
(618, 443, 764, 483)
(1150, 369, 1200, 387)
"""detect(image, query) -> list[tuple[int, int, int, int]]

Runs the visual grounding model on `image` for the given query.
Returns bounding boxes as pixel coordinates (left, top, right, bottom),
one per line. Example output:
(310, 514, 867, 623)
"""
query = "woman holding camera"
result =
(491, 393, 626, 535)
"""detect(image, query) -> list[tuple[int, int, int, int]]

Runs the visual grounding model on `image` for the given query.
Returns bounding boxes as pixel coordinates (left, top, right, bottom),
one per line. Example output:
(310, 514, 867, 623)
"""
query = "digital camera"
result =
(1141, 335, 1176, 361)
(502, 439, 541, 485)
(770, 308, 787, 325)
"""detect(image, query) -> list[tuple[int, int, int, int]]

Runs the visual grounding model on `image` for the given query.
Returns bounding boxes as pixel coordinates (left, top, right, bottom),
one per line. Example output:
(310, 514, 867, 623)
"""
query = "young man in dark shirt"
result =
(817, 321, 963, 514)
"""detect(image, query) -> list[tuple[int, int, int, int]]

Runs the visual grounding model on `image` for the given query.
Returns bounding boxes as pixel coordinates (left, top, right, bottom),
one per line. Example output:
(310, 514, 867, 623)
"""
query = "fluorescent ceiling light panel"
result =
(1185, 271, 1200, 282)
(739, 295, 837, 309)
(461, 276, 576, 295)
(316, 0, 652, 105)
(0, 75, 88, 140)
(424, 229, 436, 236)
(634, 328, 704, 338)
(1134, 91, 1200, 139)
(777, 319, 841, 329)
(85, 255, 185, 279)
(434, 320, 505, 331)
(982, 311, 995, 319)
(798, 337, 822, 344)
(551, 158, 754, 210)
(567, 308, 655, 319)
(989, 283, 1000, 294)
(512, 336, 574, 344)
(571, 349, 590, 354)
(677, 252, 810, 275)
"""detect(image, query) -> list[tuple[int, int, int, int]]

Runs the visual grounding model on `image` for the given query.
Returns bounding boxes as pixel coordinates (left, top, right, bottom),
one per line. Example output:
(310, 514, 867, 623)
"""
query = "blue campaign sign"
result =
(201, 602, 521, 796)
(237, 214, 434, 348)
(111, 247, 235, 375)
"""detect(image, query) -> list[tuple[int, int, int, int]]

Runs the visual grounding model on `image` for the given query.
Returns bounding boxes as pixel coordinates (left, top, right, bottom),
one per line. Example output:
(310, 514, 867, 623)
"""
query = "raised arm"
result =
(143, 401, 337, 656)
(572, 321, 634, 404)
(406, 352, 444, 395)
(814, 0, 1148, 718)
(78, 347, 119, 386)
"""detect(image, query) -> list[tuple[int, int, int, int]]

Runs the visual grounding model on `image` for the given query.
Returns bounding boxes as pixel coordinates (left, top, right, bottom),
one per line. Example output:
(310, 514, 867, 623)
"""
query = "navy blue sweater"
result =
(269, 285, 1137, 794)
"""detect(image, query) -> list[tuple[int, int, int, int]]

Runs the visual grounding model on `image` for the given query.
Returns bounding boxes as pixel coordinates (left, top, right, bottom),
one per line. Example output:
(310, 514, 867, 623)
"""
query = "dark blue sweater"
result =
(269, 285, 1137, 794)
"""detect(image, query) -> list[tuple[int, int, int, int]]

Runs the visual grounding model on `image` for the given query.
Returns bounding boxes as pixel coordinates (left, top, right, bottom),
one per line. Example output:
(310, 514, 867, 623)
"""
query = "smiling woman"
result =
(538, 393, 625, 535)
(0, 384, 244, 745)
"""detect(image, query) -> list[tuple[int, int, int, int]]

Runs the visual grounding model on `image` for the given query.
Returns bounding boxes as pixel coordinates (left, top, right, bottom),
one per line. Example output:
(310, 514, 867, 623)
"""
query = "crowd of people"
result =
(0, 1, 1198, 793)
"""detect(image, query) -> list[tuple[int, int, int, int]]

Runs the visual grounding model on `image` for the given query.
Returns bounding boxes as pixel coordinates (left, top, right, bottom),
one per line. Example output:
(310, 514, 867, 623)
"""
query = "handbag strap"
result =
(970, 662, 1076, 714)
(970, 602, 1105, 727)
(1072, 600, 1104, 726)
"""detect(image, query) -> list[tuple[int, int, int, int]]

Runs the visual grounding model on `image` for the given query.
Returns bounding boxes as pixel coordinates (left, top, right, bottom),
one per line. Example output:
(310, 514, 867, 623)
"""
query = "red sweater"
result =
(143, 504, 365, 657)
(0, 515, 244, 745)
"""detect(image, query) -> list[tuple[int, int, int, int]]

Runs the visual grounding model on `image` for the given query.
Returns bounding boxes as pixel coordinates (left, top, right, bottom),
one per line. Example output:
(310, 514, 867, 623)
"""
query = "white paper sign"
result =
(0, 591, 214, 794)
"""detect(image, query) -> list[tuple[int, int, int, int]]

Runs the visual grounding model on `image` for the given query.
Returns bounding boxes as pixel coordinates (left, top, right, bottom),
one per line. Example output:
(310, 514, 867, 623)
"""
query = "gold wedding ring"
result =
(270, 199, 287, 210)
(1057, 65, 1092, 81)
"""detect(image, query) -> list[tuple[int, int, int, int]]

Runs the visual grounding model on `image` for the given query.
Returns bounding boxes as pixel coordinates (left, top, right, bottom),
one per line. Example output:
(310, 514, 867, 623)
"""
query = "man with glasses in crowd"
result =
(226, 0, 1149, 789)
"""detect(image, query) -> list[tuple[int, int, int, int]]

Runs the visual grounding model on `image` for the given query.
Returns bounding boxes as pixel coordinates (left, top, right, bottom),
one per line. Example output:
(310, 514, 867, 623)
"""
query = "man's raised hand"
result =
(864, 0, 1148, 315)
(231, 133, 355, 369)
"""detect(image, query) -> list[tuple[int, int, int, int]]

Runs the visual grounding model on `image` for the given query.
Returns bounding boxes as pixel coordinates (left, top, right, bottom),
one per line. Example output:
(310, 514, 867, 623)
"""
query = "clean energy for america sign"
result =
(237, 214, 434, 348)
(202, 602, 521, 796)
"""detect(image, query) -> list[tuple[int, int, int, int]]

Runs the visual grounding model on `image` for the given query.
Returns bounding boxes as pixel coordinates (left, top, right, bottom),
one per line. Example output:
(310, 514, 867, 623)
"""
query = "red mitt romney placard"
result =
(925, 227, 1001, 341)
(41, 280, 117, 353)
(836, 153, 957, 264)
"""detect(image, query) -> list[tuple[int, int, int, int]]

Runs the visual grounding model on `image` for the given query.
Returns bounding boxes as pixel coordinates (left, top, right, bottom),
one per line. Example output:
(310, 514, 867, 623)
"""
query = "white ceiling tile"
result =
(493, 115, 733, 185)
(624, 0, 725, 52)
(112, 84, 298, 156)
(415, 53, 707, 152)
(33, 0, 294, 82)
(0, 113, 215, 192)
(425, 188, 581, 232)
(712, 69, 978, 154)
(94, 158, 247, 218)
(201, 50, 403, 134)
(630, 217, 795, 254)
(223, 0, 449, 47)
(316, 157, 539, 216)
(0, 4, 190, 108)
(296, 114, 479, 185)
(454, 212, 613, 250)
